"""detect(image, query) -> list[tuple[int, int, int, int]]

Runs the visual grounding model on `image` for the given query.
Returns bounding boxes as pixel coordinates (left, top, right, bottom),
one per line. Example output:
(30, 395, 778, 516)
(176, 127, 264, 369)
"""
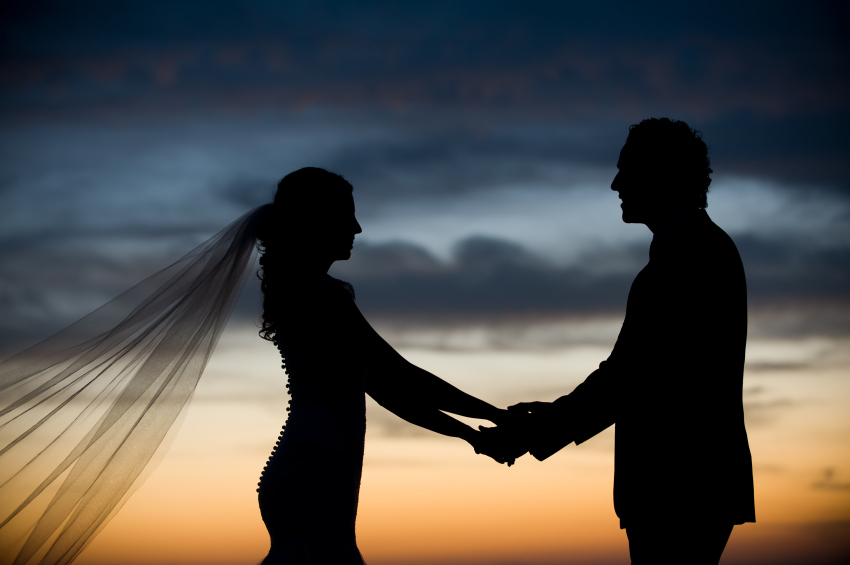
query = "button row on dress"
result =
(257, 348, 293, 493)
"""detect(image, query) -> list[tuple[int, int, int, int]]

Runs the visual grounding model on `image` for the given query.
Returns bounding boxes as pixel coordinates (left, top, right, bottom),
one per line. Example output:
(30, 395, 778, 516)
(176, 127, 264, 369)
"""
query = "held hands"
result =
(473, 425, 525, 466)
(470, 403, 550, 466)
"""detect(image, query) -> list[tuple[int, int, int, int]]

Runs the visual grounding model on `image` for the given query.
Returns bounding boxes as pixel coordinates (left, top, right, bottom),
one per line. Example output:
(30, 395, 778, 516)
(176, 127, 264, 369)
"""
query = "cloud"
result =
(332, 236, 635, 323)
(4, 2, 846, 114)
(1, 1, 847, 194)
(2, 226, 847, 357)
(812, 468, 850, 491)
(741, 385, 797, 427)
(705, 111, 850, 192)
(736, 235, 850, 306)
(743, 398, 795, 427)
(328, 234, 850, 328)
(744, 361, 810, 373)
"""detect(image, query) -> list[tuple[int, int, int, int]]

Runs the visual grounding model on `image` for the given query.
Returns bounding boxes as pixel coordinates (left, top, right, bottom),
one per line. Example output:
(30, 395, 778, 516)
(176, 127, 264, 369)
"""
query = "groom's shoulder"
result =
(682, 213, 747, 285)
(658, 212, 744, 285)
(705, 213, 743, 260)
(684, 211, 740, 256)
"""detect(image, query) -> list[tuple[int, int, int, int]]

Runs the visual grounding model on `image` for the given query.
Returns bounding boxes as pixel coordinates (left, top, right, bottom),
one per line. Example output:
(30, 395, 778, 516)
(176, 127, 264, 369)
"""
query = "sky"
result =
(1, 1, 849, 564)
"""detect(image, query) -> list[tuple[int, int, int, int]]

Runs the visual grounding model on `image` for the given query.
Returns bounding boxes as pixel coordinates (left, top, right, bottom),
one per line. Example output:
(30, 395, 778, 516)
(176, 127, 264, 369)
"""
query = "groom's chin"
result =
(620, 207, 642, 224)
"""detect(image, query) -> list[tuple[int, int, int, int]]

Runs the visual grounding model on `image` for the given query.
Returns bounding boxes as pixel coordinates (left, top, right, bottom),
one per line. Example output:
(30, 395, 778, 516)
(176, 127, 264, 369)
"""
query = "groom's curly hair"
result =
(256, 167, 353, 342)
(626, 118, 712, 208)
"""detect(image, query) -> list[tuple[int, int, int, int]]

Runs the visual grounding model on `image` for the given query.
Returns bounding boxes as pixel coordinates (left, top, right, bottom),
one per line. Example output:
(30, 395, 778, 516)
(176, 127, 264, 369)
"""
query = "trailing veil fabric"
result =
(0, 205, 268, 565)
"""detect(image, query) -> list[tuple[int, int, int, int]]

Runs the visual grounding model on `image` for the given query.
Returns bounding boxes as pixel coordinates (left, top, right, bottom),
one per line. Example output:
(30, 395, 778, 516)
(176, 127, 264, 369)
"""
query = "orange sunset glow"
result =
(68, 326, 850, 565)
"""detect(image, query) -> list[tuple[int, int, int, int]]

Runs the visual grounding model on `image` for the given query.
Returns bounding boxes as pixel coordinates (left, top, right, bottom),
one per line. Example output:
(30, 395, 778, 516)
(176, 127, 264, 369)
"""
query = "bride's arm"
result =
(363, 347, 519, 463)
(367, 352, 504, 425)
(368, 365, 481, 443)
(337, 293, 509, 429)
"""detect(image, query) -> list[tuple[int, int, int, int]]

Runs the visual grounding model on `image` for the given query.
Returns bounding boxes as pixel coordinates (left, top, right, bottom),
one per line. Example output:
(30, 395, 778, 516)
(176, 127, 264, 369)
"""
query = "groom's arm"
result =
(519, 292, 644, 461)
(519, 359, 622, 460)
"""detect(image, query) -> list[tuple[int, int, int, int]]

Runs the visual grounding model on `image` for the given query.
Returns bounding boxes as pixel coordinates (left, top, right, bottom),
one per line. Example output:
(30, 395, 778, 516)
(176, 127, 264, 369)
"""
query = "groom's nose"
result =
(611, 171, 622, 193)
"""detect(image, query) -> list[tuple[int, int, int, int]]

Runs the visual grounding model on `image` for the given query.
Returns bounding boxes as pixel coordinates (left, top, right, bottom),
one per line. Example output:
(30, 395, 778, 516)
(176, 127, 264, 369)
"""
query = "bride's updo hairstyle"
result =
(256, 167, 354, 341)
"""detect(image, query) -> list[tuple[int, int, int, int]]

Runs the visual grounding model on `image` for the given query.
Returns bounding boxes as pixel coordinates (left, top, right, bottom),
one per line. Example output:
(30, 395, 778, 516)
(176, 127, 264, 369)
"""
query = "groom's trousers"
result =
(626, 521, 733, 565)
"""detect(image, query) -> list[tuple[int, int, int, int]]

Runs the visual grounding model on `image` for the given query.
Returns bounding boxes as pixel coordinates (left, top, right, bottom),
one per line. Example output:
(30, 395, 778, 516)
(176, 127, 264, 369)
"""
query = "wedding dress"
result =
(257, 276, 367, 564)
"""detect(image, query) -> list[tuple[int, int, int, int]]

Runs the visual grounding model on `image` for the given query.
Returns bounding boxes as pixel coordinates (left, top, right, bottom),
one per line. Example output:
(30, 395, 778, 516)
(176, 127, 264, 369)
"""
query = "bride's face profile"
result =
(266, 167, 362, 272)
(314, 192, 362, 262)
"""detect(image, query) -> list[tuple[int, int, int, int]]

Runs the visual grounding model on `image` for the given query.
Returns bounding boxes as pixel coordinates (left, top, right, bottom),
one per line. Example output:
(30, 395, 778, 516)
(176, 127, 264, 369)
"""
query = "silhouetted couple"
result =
(0, 118, 754, 565)
(252, 118, 753, 564)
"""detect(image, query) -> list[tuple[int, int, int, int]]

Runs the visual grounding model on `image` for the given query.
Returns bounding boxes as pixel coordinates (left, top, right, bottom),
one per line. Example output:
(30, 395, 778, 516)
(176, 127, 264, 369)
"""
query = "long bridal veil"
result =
(0, 205, 268, 565)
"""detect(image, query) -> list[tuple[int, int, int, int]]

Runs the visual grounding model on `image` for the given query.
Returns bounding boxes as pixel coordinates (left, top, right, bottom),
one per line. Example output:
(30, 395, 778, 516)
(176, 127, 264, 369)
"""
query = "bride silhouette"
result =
(0, 167, 514, 565)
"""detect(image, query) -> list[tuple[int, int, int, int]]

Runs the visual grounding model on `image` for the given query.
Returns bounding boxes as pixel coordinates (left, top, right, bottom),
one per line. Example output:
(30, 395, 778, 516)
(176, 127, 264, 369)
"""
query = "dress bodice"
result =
(273, 275, 369, 403)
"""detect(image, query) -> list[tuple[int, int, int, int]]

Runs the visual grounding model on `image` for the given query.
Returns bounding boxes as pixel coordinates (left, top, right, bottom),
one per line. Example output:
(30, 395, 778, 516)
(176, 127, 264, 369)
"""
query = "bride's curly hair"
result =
(256, 167, 354, 342)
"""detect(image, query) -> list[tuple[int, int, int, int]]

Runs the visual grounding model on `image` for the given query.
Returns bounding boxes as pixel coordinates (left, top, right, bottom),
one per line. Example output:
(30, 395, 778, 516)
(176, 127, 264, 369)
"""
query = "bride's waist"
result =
(273, 400, 365, 464)
(285, 396, 365, 433)
(285, 363, 366, 391)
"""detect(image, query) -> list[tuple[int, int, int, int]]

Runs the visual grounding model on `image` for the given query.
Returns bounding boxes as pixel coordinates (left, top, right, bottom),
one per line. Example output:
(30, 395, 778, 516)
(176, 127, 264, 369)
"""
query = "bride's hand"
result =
(469, 427, 512, 465)
(470, 425, 528, 466)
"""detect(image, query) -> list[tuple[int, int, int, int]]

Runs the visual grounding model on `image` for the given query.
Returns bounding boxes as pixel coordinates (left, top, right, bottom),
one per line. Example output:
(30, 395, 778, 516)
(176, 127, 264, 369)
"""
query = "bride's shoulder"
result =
(317, 275, 356, 301)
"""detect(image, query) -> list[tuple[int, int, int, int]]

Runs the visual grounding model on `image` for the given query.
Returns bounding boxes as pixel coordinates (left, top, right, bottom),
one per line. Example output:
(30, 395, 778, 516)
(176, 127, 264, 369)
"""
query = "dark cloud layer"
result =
(736, 235, 850, 305)
(333, 237, 633, 322)
(219, 115, 850, 213)
(332, 234, 850, 323)
(219, 124, 624, 210)
(2, 1, 848, 192)
(1, 228, 847, 356)
(3, 1, 845, 116)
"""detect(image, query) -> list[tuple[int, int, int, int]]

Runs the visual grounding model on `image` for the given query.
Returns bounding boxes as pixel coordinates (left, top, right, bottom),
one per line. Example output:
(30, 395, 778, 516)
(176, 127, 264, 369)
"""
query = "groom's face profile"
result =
(611, 143, 661, 226)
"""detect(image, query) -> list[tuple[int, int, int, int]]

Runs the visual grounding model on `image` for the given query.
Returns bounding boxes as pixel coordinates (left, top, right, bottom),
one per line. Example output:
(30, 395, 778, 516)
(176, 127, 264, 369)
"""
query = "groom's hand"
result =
(509, 400, 577, 462)
(473, 425, 525, 466)
(471, 404, 552, 465)
(506, 401, 557, 461)
(508, 401, 552, 416)
(474, 409, 533, 466)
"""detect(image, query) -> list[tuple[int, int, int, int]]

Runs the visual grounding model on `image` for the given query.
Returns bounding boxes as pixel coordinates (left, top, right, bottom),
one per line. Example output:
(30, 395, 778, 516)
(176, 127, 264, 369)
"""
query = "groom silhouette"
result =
(494, 118, 755, 564)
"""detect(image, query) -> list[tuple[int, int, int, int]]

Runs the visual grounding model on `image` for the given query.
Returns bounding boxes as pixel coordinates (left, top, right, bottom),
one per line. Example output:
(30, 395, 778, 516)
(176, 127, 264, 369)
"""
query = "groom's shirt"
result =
(530, 209, 755, 528)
